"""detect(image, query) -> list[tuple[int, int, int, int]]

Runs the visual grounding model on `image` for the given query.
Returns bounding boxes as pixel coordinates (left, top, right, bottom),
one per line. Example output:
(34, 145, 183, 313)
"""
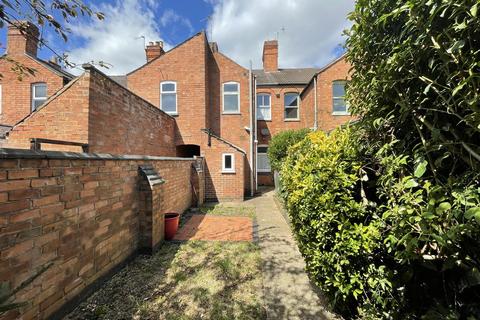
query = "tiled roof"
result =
(110, 75, 128, 88)
(253, 68, 320, 86)
(34, 57, 75, 80)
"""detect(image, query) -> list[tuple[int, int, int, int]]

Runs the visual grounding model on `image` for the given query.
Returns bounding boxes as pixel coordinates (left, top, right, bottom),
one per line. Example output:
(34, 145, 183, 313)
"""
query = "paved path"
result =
(246, 190, 338, 320)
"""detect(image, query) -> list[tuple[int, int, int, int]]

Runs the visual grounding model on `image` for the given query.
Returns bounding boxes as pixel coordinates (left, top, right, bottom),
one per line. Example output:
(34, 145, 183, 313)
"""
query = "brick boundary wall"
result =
(0, 148, 204, 320)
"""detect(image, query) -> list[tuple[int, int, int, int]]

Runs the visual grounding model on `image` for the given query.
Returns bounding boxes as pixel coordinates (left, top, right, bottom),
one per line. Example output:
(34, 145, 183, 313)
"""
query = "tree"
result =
(0, 0, 105, 78)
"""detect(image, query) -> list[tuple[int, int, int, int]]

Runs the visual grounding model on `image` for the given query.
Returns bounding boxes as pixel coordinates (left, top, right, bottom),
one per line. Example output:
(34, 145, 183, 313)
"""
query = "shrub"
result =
(281, 128, 397, 318)
(281, 128, 480, 318)
(280, 0, 480, 317)
(267, 128, 310, 172)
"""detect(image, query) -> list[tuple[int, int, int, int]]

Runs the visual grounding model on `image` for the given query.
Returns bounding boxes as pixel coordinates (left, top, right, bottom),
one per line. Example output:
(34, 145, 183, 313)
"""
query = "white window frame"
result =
(222, 153, 235, 173)
(31, 82, 47, 111)
(284, 93, 300, 121)
(160, 81, 178, 115)
(222, 81, 240, 114)
(257, 145, 271, 173)
(256, 93, 271, 121)
(332, 80, 350, 115)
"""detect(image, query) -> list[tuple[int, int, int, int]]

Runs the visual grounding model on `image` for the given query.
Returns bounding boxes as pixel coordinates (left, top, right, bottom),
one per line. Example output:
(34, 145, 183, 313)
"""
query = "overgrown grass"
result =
(64, 241, 265, 320)
(199, 204, 255, 217)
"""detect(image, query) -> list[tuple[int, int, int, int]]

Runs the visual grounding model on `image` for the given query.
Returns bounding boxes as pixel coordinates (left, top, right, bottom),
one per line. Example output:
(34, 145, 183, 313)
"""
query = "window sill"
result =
(332, 112, 350, 116)
(222, 112, 241, 115)
(222, 170, 236, 174)
(284, 119, 300, 122)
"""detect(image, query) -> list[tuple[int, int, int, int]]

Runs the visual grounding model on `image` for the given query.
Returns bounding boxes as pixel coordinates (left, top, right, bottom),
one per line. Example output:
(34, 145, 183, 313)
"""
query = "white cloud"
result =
(65, 0, 170, 75)
(160, 9, 194, 34)
(207, 0, 354, 69)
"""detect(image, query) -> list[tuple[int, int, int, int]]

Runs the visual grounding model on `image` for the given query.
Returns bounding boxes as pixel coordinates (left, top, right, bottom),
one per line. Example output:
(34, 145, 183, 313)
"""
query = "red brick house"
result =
(0, 22, 73, 135)
(0, 23, 354, 201)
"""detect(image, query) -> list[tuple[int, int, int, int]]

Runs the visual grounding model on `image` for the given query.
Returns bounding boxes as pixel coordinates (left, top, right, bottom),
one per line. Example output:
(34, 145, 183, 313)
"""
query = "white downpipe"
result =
(254, 76, 258, 191)
(314, 75, 318, 131)
(249, 61, 254, 197)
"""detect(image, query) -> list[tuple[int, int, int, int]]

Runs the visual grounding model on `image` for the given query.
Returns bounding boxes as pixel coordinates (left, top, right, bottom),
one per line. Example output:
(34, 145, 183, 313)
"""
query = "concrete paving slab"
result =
(246, 189, 338, 320)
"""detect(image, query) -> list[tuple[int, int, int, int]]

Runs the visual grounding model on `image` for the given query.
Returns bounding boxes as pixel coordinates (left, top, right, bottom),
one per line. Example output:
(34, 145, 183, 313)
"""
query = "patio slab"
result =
(173, 215, 253, 241)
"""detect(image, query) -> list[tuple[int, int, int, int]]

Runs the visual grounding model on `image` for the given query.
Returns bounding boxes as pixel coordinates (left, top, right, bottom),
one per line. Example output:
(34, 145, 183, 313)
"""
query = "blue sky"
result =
(1, 0, 354, 75)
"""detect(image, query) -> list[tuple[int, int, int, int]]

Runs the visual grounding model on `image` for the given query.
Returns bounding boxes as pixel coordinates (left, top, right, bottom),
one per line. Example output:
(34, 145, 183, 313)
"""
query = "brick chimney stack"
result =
(145, 41, 165, 62)
(7, 21, 40, 57)
(262, 40, 278, 72)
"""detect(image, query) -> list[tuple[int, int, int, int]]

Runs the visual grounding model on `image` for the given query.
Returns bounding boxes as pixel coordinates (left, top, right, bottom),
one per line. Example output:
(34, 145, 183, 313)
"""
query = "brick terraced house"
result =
(0, 22, 354, 201)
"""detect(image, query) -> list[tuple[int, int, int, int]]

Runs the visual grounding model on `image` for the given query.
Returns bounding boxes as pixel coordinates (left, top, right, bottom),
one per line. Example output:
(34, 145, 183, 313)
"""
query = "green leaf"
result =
(414, 160, 428, 178)
(465, 207, 480, 222)
(404, 178, 418, 188)
(436, 202, 451, 214)
(471, 3, 478, 17)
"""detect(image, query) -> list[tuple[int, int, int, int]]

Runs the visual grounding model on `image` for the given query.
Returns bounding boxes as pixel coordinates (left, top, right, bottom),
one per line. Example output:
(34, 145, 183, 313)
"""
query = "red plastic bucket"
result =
(164, 213, 180, 240)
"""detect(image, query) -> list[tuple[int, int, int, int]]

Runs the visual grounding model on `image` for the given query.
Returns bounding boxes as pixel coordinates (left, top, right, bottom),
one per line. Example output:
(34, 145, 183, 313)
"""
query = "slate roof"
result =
(253, 68, 320, 86)
(110, 75, 128, 88)
(35, 58, 75, 80)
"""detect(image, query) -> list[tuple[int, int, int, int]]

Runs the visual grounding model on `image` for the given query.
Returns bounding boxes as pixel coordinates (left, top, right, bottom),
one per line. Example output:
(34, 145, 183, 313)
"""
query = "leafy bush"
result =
(346, 0, 480, 175)
(281, 129, 480, 318)
(280, 0, 480, 318)
(267, 128, 310, 172)
(281, 129, 396, 318)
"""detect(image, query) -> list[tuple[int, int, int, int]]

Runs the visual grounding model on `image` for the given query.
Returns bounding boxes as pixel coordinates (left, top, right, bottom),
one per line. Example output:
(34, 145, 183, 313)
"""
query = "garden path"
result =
(246, 189, 338, 320)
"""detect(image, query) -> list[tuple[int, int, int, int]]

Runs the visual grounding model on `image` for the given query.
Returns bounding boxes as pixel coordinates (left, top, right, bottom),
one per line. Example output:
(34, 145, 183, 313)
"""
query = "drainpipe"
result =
(254, 75, 258, 192)
(313, 74, 318, 131)
(249, 61, 254, 197)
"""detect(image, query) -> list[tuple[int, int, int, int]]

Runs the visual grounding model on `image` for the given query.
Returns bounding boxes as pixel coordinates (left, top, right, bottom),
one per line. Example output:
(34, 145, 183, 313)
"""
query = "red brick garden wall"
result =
(2, 67, 177, 157)
(0, 149, 199, 320)
(87, 66, 176, 156)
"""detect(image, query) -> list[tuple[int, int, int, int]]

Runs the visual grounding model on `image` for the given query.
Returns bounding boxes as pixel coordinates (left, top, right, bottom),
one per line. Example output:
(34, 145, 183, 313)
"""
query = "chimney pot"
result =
(145, 40, 165, 62)
(209, 42, 218, 53)
(262, 40, 278, 72)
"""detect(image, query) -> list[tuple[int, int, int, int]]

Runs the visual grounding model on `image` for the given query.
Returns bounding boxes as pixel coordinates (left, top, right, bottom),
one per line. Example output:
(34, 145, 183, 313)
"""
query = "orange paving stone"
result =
(173, 215, 253, 241)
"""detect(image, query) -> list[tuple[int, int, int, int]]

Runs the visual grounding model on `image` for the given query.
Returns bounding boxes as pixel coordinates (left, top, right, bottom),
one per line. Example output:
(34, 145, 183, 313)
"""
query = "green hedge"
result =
(280, 0, 480, 317)
(281, 129, 480, 318)
(267, 128, 310, 172)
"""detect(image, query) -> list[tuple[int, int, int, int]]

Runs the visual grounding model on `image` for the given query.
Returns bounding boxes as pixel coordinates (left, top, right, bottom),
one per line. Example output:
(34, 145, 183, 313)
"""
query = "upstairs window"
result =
(332, 80, 349, 115)
(222, 153, 235, 173)
(31, 83, 47, 111)
(284, 93, 299, 120)
(223, 82, 240, 114)
(256, 94, 271, 120)
(160, 81, 177, 115)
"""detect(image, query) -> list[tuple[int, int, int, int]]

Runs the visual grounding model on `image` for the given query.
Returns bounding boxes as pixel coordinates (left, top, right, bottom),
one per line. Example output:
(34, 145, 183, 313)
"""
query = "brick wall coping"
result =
(0, 148, 195, 161)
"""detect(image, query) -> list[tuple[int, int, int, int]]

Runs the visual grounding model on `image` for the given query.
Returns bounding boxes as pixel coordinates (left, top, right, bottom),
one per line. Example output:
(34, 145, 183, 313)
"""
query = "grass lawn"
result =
(65, 235, 264, 319)
(198, 204, 255, 217)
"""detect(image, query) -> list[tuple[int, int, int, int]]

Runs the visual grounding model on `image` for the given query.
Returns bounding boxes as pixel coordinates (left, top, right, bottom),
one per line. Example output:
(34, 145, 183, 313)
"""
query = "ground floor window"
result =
(222, 153, 235, 173)
(257, 145, 271, 172)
